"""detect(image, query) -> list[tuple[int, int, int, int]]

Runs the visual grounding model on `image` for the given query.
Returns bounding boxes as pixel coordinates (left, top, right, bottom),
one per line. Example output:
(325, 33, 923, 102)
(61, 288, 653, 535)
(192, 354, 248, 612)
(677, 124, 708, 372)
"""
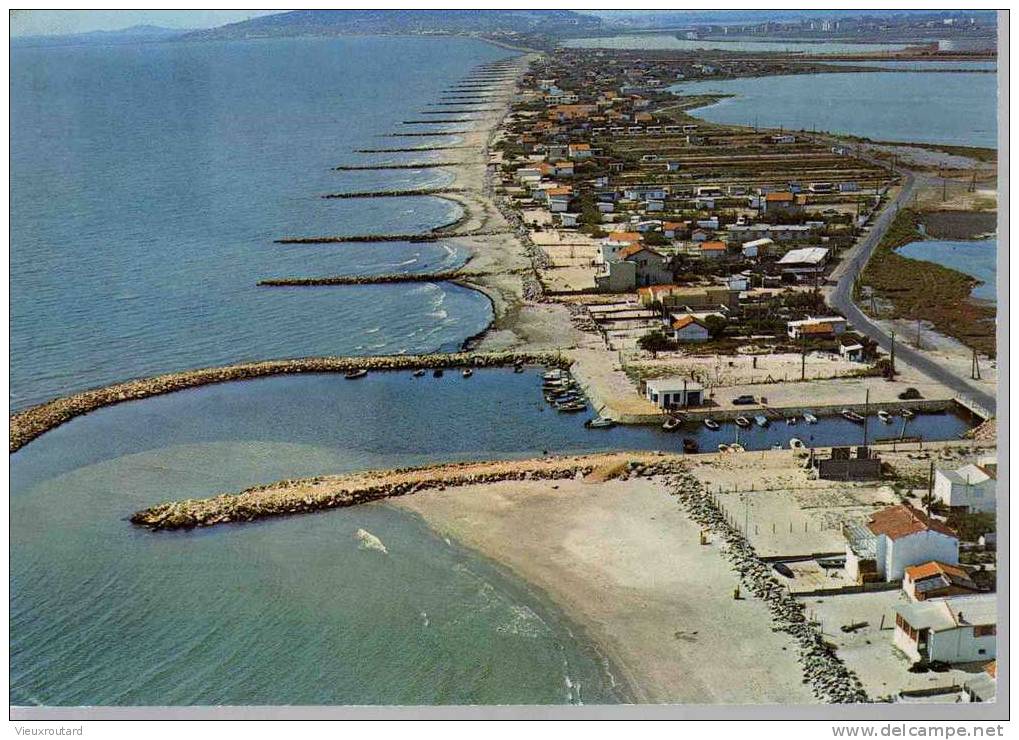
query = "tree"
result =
(703, 315, 728, 339)
(637, 330, 674, 358)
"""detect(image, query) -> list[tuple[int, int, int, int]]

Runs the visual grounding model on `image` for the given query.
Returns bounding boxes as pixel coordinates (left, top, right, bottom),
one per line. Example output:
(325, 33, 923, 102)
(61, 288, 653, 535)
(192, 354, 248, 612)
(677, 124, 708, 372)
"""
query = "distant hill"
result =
(12, 25, 187, 48)
(180, 9, 602, 42)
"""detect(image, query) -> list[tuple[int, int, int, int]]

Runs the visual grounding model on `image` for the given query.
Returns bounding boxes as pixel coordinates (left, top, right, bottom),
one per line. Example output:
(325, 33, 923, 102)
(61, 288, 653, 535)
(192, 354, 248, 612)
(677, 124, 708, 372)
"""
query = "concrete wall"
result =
(934, 471, 996, 513)
(894, 625, 923, 663)
(929, 626, 996, 664)
(885, 531, 960, 582)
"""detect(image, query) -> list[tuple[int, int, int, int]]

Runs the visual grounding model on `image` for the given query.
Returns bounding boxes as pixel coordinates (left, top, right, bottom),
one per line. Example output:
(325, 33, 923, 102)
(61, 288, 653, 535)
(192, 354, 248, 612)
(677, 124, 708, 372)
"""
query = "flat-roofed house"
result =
(844, 504, 960, 583)
(934, 464, 997, 513)
(903, 561, 981, 602)
(777, 246, 829, 281)
(893, 595, 996, 664)
(644, 378, 704, 409)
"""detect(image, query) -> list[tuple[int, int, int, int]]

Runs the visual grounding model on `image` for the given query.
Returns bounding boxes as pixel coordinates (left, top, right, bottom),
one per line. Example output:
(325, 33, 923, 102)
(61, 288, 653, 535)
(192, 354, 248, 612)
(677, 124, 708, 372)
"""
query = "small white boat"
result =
(513, 363, 525, 374)
(735, 415, 751, 428)
(585, 416, 615, 429)
(543, 369, 566, 382)
(803, 413, 818, 425)
(772, 443, 783, 451)
(718, 443, 730, 453)
(900, 408, 915, 420)
(786, 415, 797, 426)
(754, 415, 769, 428)
(412, 369, 426, 378)
(663, 416, 682, 432)
(704, 418, 720, 431)
(344, 368, 368, 380)
(462, 368, 474, 378)
(789, 438, 805, 450)
(877, 410, 892, 423)
(730, 443, 745, 453)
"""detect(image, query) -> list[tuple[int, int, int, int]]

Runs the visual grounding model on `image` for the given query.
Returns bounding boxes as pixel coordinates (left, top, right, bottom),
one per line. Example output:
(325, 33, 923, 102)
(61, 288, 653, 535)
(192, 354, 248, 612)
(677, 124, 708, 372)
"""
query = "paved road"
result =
(826, 169, 996, 417)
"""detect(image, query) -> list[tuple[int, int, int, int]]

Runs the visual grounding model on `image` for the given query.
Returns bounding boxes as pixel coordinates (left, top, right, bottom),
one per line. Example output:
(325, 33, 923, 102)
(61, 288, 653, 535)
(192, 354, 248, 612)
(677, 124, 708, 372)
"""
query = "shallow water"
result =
(9, 368, 974, 706)
(562, 35, 909, 54)
(674, 71, 997, 147)
(897, 238, 997, 303)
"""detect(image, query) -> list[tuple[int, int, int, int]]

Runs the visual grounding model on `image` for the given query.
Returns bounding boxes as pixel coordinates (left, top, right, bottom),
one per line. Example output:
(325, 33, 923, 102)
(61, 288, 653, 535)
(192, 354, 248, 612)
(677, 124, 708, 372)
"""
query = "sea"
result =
(8, 35, 979, 707)
(673, 71, 998, 148)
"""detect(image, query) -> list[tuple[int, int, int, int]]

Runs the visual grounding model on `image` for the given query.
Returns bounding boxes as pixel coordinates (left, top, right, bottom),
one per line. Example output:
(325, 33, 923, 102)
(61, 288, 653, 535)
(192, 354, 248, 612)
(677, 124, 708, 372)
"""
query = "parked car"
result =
(732, 394, 756, 405)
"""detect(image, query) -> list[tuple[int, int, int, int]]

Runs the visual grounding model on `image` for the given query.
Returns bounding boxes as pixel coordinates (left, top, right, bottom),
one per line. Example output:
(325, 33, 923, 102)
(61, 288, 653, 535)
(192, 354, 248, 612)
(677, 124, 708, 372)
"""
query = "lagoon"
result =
(675, 71, 997, 147)
(898, 238, 997, 303)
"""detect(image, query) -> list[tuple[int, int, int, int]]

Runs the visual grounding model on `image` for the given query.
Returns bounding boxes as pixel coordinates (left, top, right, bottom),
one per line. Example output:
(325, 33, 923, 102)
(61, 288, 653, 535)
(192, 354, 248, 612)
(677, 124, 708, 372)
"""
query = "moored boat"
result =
(462, 368, 473, 378)
(704, 418, 720, 431)
(877, 410, 892, 423)
(717, 443, 730, 453)
(585, 416, 615, 429)
(754, 415, 769, 428)
(841, 408, 865, 423)
(412, 369, 426, 378)
(663, 416, 682, 432)
(513, 362, 525, 373)
(730, 443, 745, 453)
(803, 412, 818, 424)
(557, 401, 586, 413)
(786, 415, 797, 425)
(735, 415, 751, 428)
(789, 438, 805, 450)
(344, 368, 368, 380)
(900, 408, 915, 419)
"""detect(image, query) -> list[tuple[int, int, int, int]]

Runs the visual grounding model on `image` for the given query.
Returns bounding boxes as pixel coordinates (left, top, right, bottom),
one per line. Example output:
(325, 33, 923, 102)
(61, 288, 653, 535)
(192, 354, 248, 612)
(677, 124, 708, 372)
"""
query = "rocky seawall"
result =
(669, 469, 869, 704)
(9, 351, 568, 453)
(258, 271, 468, 286)
(130, 452, 687, 530)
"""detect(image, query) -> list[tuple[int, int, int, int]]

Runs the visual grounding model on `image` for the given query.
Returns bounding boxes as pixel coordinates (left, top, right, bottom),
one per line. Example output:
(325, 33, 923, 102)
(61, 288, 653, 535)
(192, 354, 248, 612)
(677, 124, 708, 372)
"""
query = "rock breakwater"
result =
(668, 470, 869, 704)
(258, 271, 467, 286)
(9, 351, 568, 453)
(332, 162, 469, 171)
(321, 187, 465, 199)
(130, 452, 687, 530)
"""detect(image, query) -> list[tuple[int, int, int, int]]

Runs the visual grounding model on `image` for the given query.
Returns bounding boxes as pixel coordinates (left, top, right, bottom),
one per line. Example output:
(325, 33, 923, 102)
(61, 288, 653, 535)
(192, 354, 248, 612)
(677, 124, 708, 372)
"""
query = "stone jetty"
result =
(275, 229, 508, 245)
(354, 146, 470, 153)
(321, 187, 465, 199)
(9, 351, 568, 453)
(417, 109, 501, 114)
(384, 131, 471, 138)
(258, 271, 468, 286)
(668, 470, 870, 704)
(130, 452, 687, 530)
(332, 162, 468, 171)
(401, 119, 477, 124)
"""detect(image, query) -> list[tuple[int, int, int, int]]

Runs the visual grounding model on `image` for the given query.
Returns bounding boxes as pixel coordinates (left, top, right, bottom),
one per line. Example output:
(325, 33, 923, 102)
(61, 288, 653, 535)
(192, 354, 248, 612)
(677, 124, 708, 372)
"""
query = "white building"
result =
(741, 237, 773, 258)
(893, 595, 996, 664)
(787, 315, 848, 340)
(844, 504, 960, 583)
(644, 378, 704, 409)
(670, 315, 710, 343)
(934, 464, 997, 513)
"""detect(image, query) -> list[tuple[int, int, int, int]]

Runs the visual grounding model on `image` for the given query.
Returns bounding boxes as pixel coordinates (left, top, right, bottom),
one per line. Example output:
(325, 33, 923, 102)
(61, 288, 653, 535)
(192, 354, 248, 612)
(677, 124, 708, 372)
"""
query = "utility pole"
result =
(972, 347, 981, 380)
(889, 331, 896, 375)
(801, 334, 807, 381)
(863, 389, 870, 447)
(915, 318, 922, 349)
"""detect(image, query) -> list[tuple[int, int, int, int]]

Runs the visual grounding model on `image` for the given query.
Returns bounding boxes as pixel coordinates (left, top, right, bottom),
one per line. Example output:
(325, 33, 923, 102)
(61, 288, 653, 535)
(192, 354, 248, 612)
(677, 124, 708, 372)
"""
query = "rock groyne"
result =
(669, 470, 869, 704)
(9, 351, 568, 453)
(321, 187, 465, 199)
(258, 271, 468, 286)
(384, 131, 470, 138)
(275, 229, 509, 244)
(130, 452, 686, 530)
(332, 162, 469, 171)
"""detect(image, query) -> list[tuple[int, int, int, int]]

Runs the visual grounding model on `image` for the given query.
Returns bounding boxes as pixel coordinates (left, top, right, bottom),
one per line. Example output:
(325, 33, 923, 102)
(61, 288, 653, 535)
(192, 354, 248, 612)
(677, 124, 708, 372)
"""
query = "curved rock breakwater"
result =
(332, 162, 469, 171)
(275, 229, 510, 245)
(9, 351, 568, 453)
(130, 452, 687, 530)
(668, 470, 870, 704)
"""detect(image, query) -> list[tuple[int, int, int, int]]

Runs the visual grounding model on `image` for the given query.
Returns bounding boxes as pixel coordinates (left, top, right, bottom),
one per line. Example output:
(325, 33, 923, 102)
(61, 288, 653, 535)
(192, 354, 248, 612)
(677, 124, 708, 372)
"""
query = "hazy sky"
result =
(9, 10, 282, 36)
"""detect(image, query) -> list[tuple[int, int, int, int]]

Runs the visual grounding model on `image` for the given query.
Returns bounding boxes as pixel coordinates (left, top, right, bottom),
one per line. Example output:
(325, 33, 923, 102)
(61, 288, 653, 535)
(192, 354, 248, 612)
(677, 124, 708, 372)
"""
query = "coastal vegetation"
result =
(859, 209, 995, 356)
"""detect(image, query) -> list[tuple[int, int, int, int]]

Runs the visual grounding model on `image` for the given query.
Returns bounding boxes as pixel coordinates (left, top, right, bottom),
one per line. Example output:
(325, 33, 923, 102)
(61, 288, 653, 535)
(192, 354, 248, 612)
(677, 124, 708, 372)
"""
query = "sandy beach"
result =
(393, 475, 817, 704)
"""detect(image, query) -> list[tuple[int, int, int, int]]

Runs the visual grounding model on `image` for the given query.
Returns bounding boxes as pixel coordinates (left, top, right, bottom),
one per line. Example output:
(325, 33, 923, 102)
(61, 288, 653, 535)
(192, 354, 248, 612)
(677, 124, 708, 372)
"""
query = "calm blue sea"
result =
(11, 36, 509, 410)
(674, 71, 998, 147)
(10, 369, 972, 706)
